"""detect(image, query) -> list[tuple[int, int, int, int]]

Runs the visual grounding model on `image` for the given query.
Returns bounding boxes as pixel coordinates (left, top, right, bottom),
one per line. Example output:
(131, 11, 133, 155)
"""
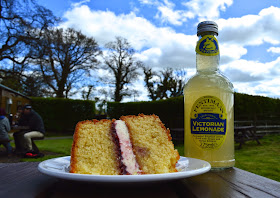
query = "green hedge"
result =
(29, 93, 280, 133)
(107, 93, 280, 129)
(107, 96, 184, 128)
(234, 93, 280, 120)
(31, 97, 95, 132)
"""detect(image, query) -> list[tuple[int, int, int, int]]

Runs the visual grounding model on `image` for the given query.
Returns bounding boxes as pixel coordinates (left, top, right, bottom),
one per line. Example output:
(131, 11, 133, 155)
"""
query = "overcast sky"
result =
(37, 0, 280, 101)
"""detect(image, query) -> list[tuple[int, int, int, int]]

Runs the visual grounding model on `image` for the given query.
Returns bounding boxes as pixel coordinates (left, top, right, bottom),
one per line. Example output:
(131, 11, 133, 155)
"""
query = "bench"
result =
(0, 139, 11, 147)
(31, 136, 44, 153)
(0, 139, 11, 153)
(170, 128, 184, 144)
(0, 139, 11, 144)
(234, 126, 263, 149)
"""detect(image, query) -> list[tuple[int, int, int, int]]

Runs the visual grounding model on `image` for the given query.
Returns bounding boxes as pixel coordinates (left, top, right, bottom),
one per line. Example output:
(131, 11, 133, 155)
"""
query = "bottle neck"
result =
(196, 32, 220, 74)
(196, 54, 219, 73)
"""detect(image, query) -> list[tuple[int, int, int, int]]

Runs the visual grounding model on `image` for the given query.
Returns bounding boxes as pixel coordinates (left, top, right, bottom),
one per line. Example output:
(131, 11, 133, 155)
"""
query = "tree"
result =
(157, 68, 173, 99)
(0, 0, 57, 64)
(0, 60, 25, 92)
(142, 66, 186, 100)
(142, 65, 160, 100)
(30, 28, 102, 98)
(169, 70, 185, 97)
(81, 85, 94, 100)
(103, 36, 140, 102)
(0, 0, 57, 94)
(21, 73, 49, 97)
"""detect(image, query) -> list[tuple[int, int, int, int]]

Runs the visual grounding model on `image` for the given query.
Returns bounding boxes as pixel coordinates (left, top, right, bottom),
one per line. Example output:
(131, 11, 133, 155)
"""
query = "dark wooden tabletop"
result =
(11, 125, 30, 130)
(0, 162, 280, 198)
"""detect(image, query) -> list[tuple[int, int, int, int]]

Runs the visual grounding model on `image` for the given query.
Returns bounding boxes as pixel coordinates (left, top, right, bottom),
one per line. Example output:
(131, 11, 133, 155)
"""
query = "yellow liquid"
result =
(184, 55, 235, 169)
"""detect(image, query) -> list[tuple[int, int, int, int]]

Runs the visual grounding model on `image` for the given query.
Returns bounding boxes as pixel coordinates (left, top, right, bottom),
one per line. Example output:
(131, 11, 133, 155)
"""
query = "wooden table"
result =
(1, 162, 279, 198)
(234, 126, 262, 149)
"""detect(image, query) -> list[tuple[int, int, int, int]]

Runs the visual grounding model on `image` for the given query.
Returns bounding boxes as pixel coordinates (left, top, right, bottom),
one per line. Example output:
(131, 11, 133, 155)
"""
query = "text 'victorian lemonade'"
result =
(184, 21, 235, 169)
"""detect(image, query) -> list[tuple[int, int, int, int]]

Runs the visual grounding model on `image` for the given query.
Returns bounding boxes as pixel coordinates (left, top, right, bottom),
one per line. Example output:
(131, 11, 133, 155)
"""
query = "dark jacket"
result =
(18, 110, 45, 133)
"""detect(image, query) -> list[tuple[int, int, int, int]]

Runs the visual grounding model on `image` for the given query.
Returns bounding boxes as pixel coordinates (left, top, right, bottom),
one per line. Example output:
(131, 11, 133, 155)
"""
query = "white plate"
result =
(38, 156, 211, 183)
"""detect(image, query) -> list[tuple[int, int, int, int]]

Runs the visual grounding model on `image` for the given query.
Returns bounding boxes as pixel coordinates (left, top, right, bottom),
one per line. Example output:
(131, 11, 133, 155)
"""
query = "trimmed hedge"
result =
(107, 96, 184, 129)
(234, 93, 280, 121)
(31, 97, 95, 132)
(29, 93, 280, 133)
(107, 93, 280, 129)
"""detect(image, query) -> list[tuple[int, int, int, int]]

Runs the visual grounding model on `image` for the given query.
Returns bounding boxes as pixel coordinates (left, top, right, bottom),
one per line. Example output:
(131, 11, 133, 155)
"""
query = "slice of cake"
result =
(70, 119, 120, 175)
(120, 114, 179, 174)
(70, 114, 180, 175)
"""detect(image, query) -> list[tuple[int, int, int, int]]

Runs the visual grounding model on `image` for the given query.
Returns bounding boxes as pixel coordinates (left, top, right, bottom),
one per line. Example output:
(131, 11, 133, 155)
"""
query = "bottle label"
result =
(196, 35, 219, 56)
(190, 96, 227, 150)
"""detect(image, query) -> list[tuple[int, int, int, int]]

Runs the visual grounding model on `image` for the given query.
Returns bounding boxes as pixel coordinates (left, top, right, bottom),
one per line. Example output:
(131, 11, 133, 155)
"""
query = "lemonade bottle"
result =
(184, 21, 235, 169)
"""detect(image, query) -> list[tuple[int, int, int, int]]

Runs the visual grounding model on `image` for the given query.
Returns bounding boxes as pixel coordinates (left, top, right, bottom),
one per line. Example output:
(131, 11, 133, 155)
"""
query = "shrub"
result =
(107, 96, 184, 128)
(108, 93, 280, 128)
(31, 97, 95, 133)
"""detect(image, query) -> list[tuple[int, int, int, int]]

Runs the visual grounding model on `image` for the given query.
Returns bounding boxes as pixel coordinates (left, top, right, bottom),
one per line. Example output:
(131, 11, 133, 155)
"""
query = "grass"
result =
(234, 134, 280, 182)
(10, 138, 73, 162)
(19, 134, 280, 182)
(35, 138, 72, 155)
(175, 134, 280, 182)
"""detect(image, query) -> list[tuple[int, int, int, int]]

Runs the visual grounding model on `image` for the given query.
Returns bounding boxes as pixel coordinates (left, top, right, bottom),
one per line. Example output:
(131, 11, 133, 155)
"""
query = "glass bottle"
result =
(184, 21, 235, 169)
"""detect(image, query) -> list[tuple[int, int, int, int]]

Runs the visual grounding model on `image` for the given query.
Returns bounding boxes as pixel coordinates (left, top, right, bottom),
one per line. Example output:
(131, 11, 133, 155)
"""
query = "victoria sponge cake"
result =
(70, 114, 180, 175)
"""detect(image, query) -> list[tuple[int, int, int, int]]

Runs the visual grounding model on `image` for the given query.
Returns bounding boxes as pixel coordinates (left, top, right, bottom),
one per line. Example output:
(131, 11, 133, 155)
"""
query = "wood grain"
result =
(0, 163, 279, 198)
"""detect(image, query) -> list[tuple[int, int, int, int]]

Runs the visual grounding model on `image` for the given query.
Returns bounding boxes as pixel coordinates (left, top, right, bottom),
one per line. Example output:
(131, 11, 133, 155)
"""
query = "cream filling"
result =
(114, 120, 141, 175)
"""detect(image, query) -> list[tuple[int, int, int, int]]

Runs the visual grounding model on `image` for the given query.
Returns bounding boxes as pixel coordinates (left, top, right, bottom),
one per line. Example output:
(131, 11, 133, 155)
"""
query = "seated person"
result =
(14, 105, 45, 153)
(13, 106, 27, 153)
(0, 108, 12, 155)
(14, 105, 23, 125)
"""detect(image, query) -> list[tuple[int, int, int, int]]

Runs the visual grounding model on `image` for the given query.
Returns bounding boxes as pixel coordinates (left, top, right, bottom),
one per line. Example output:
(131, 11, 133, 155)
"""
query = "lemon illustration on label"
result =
(190, 96, 227, 150)
(196, 35, 219, 56)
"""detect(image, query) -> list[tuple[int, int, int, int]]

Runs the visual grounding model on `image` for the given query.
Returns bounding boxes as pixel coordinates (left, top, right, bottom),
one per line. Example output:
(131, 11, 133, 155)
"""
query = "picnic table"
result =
(234, 126, 262, 149)
(11, 125, 44, 153)
(11, 125, 30, 130)
(0, 162, 279, 198)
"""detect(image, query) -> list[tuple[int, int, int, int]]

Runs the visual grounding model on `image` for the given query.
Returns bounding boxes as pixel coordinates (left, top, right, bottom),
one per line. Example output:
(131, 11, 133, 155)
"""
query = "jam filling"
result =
(111, 120, 142, 175)
(111, 122, 128, 175)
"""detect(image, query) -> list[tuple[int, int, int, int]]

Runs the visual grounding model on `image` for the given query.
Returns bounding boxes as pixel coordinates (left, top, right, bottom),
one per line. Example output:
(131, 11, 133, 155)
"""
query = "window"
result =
(6, 98, 12, 114)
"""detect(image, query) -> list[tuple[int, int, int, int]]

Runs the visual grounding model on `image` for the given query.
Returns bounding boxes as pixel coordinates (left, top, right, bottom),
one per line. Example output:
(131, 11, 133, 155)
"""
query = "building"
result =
(0, 84, 31, 118)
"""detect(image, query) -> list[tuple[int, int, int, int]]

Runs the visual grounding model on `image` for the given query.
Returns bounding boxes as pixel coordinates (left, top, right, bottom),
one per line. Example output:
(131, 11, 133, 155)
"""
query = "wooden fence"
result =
(235, 120, 280, 135)
(170, 119, 280, 145)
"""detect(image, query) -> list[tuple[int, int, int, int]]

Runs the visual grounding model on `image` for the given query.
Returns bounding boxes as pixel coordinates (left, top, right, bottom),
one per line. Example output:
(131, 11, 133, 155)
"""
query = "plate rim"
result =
(38, 156, 211, 183)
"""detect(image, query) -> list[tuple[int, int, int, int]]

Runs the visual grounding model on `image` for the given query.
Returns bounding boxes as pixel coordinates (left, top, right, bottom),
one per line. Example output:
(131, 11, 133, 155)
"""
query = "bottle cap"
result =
(197, 21, 218, 36)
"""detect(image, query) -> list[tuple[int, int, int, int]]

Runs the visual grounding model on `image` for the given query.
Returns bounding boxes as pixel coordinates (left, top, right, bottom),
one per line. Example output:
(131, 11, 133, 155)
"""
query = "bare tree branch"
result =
(102, 36, 140, 102)
(29, 27, 102, 98)
(142, 66, 187, 100)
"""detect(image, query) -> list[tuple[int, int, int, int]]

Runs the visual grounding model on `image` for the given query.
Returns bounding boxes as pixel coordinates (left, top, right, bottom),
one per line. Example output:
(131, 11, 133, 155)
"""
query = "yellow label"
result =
(190, 96, 227, 150)
(196, 35, 219, 56)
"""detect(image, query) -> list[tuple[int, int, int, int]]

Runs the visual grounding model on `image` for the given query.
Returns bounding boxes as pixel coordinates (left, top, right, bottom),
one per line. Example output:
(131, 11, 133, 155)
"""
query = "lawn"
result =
(21, 134, 280, 182)
(176, 134, 280, 182)
(234, 134, 280, 182)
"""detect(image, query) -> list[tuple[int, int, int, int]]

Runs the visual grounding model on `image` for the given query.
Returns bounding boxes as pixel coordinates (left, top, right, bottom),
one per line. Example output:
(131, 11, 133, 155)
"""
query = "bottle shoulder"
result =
(184, 71, 234, 92)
